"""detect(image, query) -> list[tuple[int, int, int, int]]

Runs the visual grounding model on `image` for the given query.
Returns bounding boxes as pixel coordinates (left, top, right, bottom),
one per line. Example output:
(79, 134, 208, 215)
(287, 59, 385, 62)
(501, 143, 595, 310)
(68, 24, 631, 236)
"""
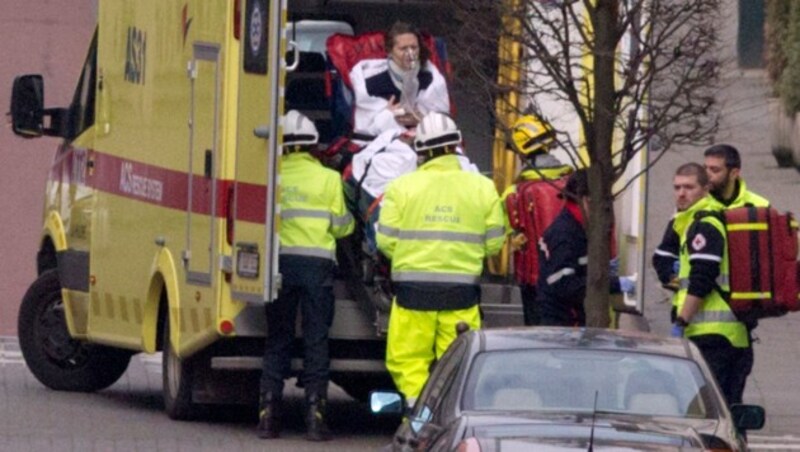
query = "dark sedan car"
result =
(371, 327, 764, 451)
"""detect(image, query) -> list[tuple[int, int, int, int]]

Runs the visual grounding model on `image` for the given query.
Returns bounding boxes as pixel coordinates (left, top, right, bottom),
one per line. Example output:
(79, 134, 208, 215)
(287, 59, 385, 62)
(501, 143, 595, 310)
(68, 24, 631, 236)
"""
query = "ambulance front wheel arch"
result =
(35, 236, 58, 275)
(37, 213, 67, 276)
(17, 269, 132, 392)
(143, 248, 180, 354)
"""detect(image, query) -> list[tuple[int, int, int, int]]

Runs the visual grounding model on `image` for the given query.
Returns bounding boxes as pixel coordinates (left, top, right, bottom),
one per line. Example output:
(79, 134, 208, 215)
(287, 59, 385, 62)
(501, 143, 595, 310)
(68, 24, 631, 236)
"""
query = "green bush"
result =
(779, 1, 800, 114)
(765, 0, 789, 95)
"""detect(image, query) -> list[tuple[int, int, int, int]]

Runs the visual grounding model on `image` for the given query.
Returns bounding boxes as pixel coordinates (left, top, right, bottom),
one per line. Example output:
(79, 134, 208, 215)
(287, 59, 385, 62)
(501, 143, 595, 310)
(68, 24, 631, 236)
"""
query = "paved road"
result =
(0, 339, 397, 451)
(4, 336, 800, 451)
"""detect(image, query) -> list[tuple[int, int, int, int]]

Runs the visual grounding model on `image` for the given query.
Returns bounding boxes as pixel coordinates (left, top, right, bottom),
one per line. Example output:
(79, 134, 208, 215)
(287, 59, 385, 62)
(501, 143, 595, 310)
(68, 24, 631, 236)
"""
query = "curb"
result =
(0, 336, 23, 366)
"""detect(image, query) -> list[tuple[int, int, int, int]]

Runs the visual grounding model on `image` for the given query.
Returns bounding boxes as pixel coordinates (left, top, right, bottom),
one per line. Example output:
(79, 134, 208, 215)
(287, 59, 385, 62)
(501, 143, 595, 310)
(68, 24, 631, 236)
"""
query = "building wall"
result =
(0, 1, 97, 335)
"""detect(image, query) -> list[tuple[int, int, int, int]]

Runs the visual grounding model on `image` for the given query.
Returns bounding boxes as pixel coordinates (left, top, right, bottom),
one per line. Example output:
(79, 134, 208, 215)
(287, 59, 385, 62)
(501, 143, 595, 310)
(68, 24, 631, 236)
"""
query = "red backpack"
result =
(722, 206, 800, 319)
(504, 178, 567, 285)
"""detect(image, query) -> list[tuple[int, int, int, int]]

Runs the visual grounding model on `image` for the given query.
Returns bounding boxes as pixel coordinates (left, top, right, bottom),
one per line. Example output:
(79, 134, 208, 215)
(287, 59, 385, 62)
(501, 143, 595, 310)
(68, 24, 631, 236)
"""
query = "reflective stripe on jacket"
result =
(653, 207, 697, 305)
(674, 200, 748, 348)
(376, 154, 505, 288)
(279, 153, 354, 260)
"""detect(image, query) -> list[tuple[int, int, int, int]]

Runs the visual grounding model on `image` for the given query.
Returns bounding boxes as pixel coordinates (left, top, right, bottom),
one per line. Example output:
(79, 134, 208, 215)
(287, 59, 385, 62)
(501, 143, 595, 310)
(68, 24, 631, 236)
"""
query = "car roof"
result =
(472, 327, 693, 359)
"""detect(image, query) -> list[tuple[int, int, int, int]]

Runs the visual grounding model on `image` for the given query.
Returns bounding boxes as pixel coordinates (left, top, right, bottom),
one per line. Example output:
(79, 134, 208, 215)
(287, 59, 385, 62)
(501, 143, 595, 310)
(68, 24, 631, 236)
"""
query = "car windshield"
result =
(463, 349, 717, 419)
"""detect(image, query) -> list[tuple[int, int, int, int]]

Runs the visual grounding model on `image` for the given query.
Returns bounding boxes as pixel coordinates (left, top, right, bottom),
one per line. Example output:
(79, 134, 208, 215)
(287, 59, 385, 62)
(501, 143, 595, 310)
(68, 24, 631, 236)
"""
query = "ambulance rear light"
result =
(219, 319, 235, 335)
(233, 0, 241, 40)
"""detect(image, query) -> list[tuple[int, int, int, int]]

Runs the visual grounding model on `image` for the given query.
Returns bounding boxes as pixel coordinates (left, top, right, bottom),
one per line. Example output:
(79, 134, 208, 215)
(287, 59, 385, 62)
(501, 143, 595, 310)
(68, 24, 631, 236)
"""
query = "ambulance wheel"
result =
(162, 318, 203, 420)
(18, 269, 132, 392)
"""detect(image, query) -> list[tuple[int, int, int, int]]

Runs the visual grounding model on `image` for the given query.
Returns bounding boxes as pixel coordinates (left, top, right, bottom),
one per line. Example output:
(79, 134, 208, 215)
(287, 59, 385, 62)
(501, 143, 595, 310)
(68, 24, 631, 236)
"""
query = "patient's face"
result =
(390, 33, 420, 71)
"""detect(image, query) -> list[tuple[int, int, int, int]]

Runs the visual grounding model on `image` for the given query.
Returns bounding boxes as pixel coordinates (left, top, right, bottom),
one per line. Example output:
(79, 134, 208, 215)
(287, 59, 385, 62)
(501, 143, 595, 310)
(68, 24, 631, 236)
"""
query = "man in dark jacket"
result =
(535, 170, 633, 326)
(257, 111, 354, 441)
(703, 144, 770, 406)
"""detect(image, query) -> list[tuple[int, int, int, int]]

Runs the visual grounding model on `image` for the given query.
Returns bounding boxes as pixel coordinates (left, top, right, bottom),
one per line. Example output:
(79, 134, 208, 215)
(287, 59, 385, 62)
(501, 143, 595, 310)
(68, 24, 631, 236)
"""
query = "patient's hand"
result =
(387, 96, 420, 127)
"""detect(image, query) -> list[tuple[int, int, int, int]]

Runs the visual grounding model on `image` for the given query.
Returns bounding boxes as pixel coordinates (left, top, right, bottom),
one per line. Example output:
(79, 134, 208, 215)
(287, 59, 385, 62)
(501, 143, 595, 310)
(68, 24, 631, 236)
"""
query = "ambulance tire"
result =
(162, 318, 203, 420)
(18, 269, 132, 392)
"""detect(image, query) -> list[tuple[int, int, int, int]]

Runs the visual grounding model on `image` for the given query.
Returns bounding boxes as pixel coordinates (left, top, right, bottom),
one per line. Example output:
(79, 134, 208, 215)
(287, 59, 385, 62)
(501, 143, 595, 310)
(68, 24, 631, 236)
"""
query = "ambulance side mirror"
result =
(10, 75, 45, 138)
(10, 74, 69, 139)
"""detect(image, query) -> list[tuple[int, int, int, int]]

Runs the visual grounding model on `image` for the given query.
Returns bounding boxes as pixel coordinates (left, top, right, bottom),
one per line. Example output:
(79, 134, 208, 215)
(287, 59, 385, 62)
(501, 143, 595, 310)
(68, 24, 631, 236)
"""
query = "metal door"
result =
(186, 43, 220, 285)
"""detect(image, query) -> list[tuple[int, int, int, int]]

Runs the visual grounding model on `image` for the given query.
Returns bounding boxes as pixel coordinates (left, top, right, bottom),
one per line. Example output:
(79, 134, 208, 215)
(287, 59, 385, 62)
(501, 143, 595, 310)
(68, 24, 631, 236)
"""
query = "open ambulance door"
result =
(230, 0, 284, 303)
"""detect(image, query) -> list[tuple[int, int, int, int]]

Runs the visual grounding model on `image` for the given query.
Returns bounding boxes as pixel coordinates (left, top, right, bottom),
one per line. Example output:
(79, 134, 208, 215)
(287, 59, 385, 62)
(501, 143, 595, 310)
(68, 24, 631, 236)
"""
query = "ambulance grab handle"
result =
(286, 40, 300, 72)
(254, 126, 270, 139)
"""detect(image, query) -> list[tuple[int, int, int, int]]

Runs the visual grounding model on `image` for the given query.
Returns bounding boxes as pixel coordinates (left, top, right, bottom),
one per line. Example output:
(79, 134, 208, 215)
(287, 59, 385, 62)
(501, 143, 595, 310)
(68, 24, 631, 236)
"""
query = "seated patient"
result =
(349, 21, 450, 144)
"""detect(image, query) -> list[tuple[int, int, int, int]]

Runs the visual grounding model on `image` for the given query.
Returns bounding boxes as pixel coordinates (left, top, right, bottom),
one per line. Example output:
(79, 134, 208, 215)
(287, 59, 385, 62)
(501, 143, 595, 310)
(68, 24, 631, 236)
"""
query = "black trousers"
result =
(520, 284, 540, 326)
(691, 334, 750, 406)
(260, 256, 335, 399)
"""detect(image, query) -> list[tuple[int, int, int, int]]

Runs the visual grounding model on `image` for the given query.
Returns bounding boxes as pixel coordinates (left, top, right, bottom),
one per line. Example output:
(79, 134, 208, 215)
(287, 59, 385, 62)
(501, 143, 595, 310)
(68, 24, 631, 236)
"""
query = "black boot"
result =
(305, 395, 331, 441)
(256, 392, 281, 439)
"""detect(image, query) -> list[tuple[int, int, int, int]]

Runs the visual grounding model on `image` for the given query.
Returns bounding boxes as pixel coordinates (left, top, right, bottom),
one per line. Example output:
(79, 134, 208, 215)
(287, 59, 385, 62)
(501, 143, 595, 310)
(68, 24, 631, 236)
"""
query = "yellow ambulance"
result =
(9, 0, 519, 419)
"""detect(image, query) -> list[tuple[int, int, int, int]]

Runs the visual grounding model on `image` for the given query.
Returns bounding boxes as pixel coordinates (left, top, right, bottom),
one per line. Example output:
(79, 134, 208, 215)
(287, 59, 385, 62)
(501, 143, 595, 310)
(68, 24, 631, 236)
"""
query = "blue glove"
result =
(619, 276, 636, 294)
(672, 260, 680, 276)
(609, 257, 620, 276)
(670, 324, 685, 338)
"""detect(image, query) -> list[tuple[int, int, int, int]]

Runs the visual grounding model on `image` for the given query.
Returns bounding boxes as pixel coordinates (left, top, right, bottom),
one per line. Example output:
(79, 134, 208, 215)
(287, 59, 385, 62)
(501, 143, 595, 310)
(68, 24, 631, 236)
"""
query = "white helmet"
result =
(282, 110, 319, 146)
(414, 112, 462, 152)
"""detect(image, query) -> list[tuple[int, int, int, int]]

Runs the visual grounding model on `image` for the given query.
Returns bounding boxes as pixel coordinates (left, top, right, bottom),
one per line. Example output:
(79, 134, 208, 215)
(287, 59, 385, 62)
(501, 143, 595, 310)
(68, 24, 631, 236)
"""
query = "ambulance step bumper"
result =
(211, 357, 386, 373)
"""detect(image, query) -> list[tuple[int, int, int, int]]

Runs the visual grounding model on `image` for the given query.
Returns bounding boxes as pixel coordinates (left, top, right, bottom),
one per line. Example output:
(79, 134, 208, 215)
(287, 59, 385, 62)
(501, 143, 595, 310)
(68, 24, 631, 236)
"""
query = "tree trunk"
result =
(585, 0, 618, 328)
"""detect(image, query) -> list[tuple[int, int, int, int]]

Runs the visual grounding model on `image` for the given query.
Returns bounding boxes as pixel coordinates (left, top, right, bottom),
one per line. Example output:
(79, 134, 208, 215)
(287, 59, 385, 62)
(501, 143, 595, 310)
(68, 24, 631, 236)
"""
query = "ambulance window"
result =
(68, 31, 98, 139)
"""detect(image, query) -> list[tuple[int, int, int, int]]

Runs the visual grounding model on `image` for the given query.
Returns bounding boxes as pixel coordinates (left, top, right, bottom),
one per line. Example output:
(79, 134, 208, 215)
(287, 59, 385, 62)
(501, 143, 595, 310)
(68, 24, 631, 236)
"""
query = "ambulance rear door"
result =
(229, 0, 284, 303)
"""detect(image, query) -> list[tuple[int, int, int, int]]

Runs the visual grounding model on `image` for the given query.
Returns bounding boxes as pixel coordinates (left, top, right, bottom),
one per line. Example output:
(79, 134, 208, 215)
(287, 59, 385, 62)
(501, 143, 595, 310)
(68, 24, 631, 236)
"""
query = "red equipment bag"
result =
(724, 206, 800, 319)
(505, 178, 567, 285)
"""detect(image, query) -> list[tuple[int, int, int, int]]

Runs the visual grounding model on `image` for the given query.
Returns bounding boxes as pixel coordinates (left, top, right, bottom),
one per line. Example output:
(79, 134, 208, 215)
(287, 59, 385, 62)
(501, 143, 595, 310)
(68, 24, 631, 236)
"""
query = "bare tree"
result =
(447, 0, 722, 326)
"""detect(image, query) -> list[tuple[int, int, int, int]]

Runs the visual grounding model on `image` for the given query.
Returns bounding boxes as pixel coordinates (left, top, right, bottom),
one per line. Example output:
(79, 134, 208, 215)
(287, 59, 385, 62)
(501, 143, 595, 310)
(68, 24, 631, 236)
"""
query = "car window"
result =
(67, 31, 98, 140)
(462, 349, 715, 419)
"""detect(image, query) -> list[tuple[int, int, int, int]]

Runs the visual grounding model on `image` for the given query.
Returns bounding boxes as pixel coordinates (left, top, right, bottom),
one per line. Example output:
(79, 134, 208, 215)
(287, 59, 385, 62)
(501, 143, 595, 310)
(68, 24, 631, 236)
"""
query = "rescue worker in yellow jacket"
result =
(660, 146, 769, 287)
(670, 162, 750, 406)
(258, 111, 354, 441)
(501, 114, 572, 325)
(652, 163, 712, 308)
(703, 144, 769, 406)
(376, 112, 505, 406)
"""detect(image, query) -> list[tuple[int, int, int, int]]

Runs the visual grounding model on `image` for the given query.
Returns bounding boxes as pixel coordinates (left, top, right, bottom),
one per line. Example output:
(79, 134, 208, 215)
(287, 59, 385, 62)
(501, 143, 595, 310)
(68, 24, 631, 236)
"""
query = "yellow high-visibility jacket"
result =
(279, 152, 354, 260)
(674, 198, 748, 348)
(709, 178, 769, 209)
(377, 154, 505, 291)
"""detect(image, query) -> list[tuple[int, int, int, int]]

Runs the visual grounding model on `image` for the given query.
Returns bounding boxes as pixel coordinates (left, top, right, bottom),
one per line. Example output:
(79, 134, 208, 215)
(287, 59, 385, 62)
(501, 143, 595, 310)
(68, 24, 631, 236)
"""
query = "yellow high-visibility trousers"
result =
(386, 300, 481, 400)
